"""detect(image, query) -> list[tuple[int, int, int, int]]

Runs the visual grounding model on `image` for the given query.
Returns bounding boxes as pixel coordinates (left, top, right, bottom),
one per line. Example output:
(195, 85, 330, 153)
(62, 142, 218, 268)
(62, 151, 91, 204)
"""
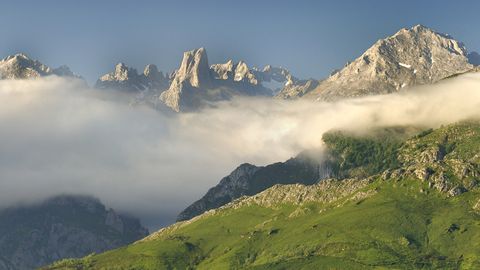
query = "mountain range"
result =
(2, 25, 476, 112)
(1, 24, 480, 269)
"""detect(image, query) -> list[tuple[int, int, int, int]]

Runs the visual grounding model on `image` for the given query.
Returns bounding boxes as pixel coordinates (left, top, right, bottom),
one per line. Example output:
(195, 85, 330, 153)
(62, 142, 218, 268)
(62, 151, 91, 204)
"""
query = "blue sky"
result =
(1, 0, 479, 83)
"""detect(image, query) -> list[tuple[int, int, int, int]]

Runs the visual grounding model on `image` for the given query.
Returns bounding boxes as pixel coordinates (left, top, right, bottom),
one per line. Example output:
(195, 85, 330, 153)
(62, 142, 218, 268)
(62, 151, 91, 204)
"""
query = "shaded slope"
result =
(0, 195, 148, 270)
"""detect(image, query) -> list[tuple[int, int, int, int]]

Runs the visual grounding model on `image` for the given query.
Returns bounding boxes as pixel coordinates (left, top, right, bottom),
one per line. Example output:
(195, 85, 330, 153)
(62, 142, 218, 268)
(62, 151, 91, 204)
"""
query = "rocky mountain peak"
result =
(96, 62, 168, 94)
(0, 53, 80, 80)
(159, 47, 214, 112)
(4, 53, 30, 62)
(233, 61, 258, 85)
(210, 60, 234, 80)
(112, 62, 136, 81)
(176, 47, 211, 88)
(286, 25, 474, 101)
(0, 53, 51, 79)
(143, 64, 160, 77)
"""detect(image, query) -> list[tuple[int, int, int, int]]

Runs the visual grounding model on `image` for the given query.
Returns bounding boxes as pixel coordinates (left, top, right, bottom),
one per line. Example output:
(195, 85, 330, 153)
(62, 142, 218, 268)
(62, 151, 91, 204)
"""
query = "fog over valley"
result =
(1, 73, 480, 229)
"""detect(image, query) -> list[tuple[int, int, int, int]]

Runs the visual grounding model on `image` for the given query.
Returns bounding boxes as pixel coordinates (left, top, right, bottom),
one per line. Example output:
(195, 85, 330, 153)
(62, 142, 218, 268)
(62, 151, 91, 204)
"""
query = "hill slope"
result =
(45, 122, 480, 269)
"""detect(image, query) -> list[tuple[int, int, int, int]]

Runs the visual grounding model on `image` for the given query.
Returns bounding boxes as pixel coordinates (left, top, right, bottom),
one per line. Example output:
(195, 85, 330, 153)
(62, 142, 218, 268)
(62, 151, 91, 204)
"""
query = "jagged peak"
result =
(2, 52, 32, 62)
(389, 24, 462, 47)
(412, 24, 430, 32)
(408, 24, 453, 39)
(52, 65, 75, 77)
(175, 47, 211, 87)
(143, 64, 159, 77)
(114, 62, 128, 71)
(183, 47, 208, 61)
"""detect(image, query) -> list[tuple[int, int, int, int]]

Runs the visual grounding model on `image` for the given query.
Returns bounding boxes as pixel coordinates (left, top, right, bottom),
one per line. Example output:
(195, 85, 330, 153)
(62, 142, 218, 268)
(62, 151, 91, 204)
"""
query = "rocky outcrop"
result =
(0, 53, 79, 80)
(176, 163, 260, 221)
(159, 48, 212, 112)
(275, 79, 319, 99)
(211, 60, 260, 85)
(160, 48, 275, 112)
(95, 63, 168, 92)
(159, 48, 311, 112)
(149, 178, 373, 242)
(159, 48, 271, 112)
(278, 25, 474, 100)
(228, 178, 373, 209)
(0, 195, 148, 270)
(210, 60, 234, 80)
(177, 151, 331, 221)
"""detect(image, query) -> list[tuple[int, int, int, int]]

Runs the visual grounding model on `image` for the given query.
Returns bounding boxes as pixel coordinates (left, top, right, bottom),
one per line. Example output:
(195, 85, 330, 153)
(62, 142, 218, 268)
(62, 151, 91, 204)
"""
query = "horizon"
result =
(1, 0, 479, 84)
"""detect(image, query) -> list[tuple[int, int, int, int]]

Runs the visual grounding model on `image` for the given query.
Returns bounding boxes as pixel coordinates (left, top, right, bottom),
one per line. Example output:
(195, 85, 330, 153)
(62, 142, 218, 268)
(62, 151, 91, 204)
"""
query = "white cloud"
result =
(0, 73, 479, 229)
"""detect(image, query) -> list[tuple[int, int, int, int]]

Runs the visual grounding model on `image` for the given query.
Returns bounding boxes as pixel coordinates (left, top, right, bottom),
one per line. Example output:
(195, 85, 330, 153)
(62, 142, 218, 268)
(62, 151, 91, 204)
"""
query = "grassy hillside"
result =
(45, 122, 480, 269)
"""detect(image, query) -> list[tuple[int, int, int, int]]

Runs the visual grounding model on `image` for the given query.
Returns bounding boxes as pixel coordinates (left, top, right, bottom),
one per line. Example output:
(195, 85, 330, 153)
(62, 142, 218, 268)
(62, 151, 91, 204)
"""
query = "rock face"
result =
(0, 53, 79, 79)
(177, 151, 331, 221)
(0, 195, 148, 270)
(174, 47, 212, 88)
(94, 48, 312, 112)
(278, 25, 475, 100)
(161, 47, 274, 112)
(96, 63, 170, 109)
(95, 63, 169, 92)
(159, 48, 213, 112)
(159, 48, 310, 112)
(275, 79, 319, 99)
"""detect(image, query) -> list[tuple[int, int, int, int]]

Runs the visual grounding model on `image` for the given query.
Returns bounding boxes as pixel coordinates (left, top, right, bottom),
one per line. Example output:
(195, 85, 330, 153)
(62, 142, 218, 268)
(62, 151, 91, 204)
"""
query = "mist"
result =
(0, 73, 479, 230)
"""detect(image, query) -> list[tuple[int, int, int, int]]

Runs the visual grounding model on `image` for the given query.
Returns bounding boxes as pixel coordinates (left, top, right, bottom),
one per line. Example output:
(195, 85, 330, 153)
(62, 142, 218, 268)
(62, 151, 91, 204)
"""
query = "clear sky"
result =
(1, 0, 479, 83)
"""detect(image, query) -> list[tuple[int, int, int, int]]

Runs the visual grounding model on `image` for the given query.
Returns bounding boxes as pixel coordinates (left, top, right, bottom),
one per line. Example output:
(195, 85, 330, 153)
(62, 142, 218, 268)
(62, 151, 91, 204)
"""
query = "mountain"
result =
(177, 125, 418, 222)
(0, 195, 148, 270)
(0, 53, 79, 79)
(95, 63, 170, 107)
(159, 48, 311, 112)
(177, 151, 332, 221)
(46, 121, 480, 269)
(159, 48, 271, 112)
(96, 63, 168, 92)
(277, 25, 475, 100)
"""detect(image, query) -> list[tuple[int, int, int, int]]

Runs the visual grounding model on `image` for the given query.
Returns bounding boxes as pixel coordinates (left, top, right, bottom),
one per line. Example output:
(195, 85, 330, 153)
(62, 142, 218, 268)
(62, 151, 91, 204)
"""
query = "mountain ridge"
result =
(0, 53, 80, 80)
(0, 194, 148, 270)
(1, 25, 478, 112)
(278, 24, 476, 100)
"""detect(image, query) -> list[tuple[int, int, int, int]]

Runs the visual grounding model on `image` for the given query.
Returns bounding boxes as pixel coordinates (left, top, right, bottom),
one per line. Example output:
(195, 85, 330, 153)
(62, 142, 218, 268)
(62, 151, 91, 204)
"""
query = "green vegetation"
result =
(322, 129, 404, 178)
(45, 122, 480, 269)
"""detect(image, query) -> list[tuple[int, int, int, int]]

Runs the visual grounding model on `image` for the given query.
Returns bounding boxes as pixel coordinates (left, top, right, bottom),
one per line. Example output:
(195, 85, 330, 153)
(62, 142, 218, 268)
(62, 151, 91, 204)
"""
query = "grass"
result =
(45, 179, 480, 269)
(45, 122, 480, 269)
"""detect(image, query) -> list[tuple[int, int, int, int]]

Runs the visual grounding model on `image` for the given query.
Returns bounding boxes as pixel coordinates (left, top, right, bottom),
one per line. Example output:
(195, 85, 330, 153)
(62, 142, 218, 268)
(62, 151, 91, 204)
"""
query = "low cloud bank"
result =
(0, 73, 479, 229)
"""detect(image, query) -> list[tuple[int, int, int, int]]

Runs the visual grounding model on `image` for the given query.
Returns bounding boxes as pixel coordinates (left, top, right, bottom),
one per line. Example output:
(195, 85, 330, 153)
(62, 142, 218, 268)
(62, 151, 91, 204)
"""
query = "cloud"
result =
(0, 73, 480, 229)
